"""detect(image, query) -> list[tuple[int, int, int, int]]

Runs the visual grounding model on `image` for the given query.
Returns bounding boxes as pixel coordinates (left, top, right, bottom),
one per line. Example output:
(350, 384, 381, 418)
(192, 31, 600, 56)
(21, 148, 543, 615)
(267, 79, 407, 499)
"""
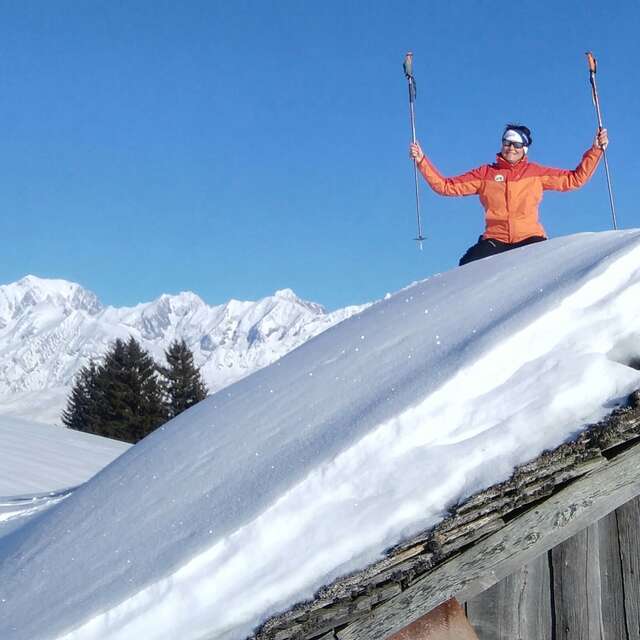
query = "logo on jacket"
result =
(494, 175, 505, 182)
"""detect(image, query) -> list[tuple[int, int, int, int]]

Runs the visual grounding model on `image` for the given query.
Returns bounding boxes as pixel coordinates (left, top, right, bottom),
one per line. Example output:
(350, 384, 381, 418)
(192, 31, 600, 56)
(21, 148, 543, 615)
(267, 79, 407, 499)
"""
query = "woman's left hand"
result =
(594, 128, 608, 150)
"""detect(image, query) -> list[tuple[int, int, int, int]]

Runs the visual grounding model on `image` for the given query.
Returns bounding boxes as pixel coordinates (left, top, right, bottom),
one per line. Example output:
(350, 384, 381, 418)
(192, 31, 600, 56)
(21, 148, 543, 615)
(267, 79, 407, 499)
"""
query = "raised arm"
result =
(410, 142, 483, 197)
(540, 129, 608, 192)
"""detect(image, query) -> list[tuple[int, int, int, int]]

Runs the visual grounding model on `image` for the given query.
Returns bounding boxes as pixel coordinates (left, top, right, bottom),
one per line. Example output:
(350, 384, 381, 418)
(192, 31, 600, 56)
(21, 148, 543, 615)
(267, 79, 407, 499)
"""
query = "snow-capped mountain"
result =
(0, 275, 366, 424)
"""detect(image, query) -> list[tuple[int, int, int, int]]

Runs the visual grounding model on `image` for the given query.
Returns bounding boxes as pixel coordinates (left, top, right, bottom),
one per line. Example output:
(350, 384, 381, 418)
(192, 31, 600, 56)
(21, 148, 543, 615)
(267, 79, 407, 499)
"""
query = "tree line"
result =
(62, 336, 208, 443)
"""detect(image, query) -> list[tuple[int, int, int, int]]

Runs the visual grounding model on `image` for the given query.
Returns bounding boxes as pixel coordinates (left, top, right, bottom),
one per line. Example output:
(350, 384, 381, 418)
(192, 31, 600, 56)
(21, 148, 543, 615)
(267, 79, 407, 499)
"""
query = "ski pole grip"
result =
(586, 51, 597, 74)
(403, 52, 414, 79)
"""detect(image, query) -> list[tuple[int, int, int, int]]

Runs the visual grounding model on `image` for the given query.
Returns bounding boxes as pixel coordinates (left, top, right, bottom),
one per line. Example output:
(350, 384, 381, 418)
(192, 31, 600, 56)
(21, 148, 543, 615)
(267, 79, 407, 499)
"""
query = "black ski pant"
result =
(459, 235, 547, 266)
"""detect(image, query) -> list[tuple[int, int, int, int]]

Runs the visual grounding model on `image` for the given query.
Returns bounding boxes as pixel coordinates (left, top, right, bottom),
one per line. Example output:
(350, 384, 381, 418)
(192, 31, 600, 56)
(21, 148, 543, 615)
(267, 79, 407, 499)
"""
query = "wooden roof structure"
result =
(249, 390, 640, 640)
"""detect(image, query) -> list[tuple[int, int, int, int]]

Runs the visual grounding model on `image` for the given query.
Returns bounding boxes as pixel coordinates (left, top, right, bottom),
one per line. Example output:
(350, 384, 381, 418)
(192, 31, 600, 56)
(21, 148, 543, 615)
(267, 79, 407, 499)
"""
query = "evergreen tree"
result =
(160, 339, 208, 419)
(62, 337, 168, 444)
(61, 360, 100, 433)
(97, 336, 168, 442)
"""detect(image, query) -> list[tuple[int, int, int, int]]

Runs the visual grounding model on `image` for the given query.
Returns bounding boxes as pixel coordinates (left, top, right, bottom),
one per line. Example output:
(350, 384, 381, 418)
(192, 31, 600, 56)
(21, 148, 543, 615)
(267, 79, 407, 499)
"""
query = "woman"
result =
(409, 124, 609, 266)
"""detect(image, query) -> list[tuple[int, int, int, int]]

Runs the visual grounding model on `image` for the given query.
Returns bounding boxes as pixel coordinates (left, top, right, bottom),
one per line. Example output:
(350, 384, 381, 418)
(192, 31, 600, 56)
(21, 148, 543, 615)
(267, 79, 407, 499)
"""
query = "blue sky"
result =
(0, 1, 637, 310)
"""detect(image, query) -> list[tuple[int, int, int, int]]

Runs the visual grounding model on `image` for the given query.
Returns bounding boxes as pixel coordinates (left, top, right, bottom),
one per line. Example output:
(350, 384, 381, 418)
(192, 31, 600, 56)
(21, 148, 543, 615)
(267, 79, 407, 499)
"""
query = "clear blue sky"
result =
(0, 1, 637, 310)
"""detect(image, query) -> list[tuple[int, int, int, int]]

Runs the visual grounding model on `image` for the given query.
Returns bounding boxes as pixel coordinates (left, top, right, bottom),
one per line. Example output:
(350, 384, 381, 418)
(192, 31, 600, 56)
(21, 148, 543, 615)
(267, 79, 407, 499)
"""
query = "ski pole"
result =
(403, 52, 425, 249)
(586, 51, 618, 230)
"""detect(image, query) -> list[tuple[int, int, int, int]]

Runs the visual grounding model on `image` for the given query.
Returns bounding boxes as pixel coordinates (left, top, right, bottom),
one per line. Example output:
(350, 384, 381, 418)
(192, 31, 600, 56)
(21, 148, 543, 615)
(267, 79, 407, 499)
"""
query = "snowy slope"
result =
(0, 416, 130, 496)
(0, 277, 365, 424)
(0, 416, 129, 542)
(2, 231, 640, 640)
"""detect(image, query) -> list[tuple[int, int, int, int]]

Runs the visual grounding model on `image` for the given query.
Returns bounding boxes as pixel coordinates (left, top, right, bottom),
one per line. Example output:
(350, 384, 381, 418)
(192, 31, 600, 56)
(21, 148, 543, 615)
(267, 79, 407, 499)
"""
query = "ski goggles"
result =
(502, 139, 525, 149)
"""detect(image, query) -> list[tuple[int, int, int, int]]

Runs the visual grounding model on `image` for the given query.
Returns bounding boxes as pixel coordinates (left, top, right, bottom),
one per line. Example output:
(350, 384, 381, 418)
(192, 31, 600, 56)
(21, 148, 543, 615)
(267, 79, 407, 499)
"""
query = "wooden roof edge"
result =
(249, 390, 640, 640)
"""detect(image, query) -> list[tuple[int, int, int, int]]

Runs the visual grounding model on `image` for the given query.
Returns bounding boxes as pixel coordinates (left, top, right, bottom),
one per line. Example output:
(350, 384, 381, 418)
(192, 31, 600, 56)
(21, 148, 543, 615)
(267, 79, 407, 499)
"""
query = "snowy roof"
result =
(253, 393, 640, 640)
(2, 230, 640, 640)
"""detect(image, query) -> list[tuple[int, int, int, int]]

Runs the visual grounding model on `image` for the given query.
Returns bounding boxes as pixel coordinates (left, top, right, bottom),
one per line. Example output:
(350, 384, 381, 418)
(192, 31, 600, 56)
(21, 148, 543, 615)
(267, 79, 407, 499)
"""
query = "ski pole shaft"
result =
(403, 52, 425, 249)
(600, 150, 617, 230)
(408, 97, 423, 243)
(586, 51, 618, 230)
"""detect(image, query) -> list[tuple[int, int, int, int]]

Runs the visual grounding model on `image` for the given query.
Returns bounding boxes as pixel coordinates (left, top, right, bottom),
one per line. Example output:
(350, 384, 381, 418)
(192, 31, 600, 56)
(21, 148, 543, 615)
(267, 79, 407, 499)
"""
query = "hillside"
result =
(0, 416, 129, 496)
(1, 231, 640, 640)
(0, 416, 129, 542)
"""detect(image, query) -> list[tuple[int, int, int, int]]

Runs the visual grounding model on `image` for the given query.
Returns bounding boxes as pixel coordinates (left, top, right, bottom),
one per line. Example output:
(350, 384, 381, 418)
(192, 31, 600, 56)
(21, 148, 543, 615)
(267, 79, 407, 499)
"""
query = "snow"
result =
(0, 387, 75, 426)
(0, 279, 364, 424)
(2, 231, 640, 640)
(0, 416, 129, 543)
(0, 416, 130, 496)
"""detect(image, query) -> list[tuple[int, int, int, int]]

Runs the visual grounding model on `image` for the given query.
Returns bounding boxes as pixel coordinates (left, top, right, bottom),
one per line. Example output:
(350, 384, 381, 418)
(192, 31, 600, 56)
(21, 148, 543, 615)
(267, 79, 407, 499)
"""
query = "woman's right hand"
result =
(410, 142, 424, 163)
(593, 128, 608, 150)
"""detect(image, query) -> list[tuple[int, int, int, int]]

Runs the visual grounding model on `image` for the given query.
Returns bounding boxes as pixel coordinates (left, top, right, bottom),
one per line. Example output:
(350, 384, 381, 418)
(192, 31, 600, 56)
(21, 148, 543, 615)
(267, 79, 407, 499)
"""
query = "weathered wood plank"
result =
(435, 517, 505, 557)
(336, 441, 640, 640)
(617, 496, 640, 639)
(597, 509, 628, 640)
(439, 454, 605, 531)
(464, 551, 552, 640)
(551, 523, 603, 639)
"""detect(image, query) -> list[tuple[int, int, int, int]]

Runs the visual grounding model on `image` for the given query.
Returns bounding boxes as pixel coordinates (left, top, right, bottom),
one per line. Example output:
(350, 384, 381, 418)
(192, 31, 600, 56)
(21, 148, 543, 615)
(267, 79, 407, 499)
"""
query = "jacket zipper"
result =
(505, 176, 511, 243)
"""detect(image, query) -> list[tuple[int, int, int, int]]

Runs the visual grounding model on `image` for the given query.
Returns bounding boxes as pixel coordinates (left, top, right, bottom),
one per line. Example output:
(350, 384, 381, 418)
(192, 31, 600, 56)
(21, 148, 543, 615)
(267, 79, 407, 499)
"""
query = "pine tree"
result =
(61, 360, 100, 433)
(62, 337, 168, 444)
(160, 339, 208, 419)
(95, 337, 129, 440)
(97, 336, 168, 443)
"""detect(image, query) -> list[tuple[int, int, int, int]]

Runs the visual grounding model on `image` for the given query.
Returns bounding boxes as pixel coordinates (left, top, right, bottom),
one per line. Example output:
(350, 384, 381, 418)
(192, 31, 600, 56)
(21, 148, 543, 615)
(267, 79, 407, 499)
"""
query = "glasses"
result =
(502, 139, 525, 149)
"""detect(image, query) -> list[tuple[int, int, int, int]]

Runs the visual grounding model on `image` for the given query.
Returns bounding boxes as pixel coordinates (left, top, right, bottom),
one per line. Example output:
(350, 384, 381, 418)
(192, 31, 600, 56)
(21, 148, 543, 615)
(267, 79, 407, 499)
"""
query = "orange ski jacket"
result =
(417, 147, 603, 243)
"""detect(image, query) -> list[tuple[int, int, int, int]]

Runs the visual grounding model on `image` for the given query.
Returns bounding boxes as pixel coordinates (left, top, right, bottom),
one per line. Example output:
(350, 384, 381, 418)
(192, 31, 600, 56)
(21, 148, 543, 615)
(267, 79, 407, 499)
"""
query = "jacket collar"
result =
(494, 153, 528, 170)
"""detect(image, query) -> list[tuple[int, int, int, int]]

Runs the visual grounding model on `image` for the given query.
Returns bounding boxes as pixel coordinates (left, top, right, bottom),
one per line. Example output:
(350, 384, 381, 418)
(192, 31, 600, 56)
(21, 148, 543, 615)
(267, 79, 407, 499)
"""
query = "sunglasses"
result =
(502, 139, 525, 149)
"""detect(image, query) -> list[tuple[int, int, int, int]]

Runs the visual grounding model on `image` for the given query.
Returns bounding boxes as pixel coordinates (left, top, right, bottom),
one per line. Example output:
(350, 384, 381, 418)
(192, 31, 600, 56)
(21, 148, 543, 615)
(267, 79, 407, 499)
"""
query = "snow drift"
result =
(2, 231, 640, 640)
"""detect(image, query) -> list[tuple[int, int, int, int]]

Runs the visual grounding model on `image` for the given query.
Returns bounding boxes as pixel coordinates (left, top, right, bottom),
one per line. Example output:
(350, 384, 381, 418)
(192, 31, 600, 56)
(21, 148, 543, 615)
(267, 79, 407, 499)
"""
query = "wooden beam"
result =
(551, 523, 603, 639)
(596, 510, 628, 640)
(617, 497, 640, 639)
(337, 441, 640, 640)
(465, 552, 552, 639)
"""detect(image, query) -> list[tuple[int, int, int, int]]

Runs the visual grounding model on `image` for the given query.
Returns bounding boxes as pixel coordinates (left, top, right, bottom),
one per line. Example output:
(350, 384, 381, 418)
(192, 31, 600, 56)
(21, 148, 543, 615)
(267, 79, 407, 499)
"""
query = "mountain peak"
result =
(0, 275, 103, 318)
(154, 291, 206, 311)
(274, 288, 299, 301)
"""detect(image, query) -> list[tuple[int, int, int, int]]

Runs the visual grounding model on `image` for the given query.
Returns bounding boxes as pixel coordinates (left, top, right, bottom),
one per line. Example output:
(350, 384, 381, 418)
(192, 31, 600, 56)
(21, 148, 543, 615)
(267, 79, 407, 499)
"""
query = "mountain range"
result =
(0, 275, 366, 424)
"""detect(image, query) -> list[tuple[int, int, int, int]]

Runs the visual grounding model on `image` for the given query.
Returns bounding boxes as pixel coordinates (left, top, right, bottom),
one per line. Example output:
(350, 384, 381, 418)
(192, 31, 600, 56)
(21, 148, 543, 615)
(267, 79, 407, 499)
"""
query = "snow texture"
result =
(0, 416, 129, 542)
(0, 416, 129, 496)
(2, 231, 640, 640)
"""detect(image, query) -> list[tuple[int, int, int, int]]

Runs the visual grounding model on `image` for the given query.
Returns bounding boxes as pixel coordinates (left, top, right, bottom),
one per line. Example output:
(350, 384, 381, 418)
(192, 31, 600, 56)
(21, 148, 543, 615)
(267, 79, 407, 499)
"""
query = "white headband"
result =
(503, 129, 529, 154)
